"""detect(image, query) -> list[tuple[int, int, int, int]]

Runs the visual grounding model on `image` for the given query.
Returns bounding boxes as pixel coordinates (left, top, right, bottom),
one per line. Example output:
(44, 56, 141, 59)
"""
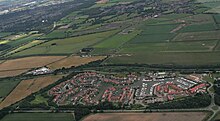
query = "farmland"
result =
(1, 113, 75, 121)
(48, 56, 106, 70)
(0, 69, 28, 78)
(92, 30, 140, 54)
(10, 30, 118, 57)
(2, 0, 216, 67)
(119, 40, 217, 53)
(172, 31, 220, 42)
(101, 13, 220, 66)
(83, 112, 209, 121)
(0, 75, 63, 109)
(104, 52, 220, 65)
(0, 79, 21, 100)
(0, 56, 66, 71)
(0, 0, 220, 120)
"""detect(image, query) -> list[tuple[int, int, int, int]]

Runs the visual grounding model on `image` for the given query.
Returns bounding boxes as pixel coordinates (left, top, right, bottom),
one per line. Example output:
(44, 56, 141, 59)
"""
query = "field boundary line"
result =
(212, 40, 220, 51)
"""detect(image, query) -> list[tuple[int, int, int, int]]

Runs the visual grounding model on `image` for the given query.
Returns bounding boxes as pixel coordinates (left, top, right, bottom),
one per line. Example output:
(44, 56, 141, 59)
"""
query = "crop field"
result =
(83, 112, 208, 121)
(0, 69, 30, 78)
(1, 113, 75, 121)
(182, 14, 214, 24)
(104, 52, 220, 65)
(172, 31, 220, 42)
(0, 32, 12, 38)
(42, 30, 67, 39)
(0, 56, 66, 71)
(10, 30, 118, 57)
(0, 79, 21, 99)
(98, 13, 220, 66)
(3, 34, 28, 41)
(92, 30, 140, 54)
(93, 30, 140, 49)
(120, 40, 217, 53)
(0, 40, 10, 44)
(0, 75, 63, 109)
(7, 40, 43, 55)
(198, 1, 220, 13)
(179, 23, 216, 32)
(48, 56, 106, 70)
(4, 34, 42, 48)
(140, 24, 179, 34)
(130, 33, 175, 43)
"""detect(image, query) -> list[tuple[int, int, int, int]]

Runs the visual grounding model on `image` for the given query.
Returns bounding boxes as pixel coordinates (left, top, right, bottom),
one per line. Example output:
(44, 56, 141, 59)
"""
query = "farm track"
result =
(212, 40, 220, 51)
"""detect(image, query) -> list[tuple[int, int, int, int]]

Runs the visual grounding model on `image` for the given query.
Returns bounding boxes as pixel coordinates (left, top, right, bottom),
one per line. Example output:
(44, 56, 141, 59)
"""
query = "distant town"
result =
(49, 72, 209, 106)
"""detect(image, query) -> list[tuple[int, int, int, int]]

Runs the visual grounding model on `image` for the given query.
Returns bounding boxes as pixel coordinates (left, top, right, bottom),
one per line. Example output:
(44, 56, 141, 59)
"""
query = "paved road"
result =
(206, 82, 220, 121)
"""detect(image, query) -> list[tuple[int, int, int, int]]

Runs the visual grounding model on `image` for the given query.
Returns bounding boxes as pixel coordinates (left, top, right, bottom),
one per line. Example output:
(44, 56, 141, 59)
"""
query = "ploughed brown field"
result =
(0, 69, 29, 78)
(82, 112, 208, 121)
(0, 56, 66, 71)
(0, 75, 63, 109)
(47, 56, 106, 70)
(0, 56, 66, 77)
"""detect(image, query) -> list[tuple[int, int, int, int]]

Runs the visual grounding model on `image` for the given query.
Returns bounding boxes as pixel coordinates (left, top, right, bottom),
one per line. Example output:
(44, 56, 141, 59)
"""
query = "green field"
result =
(104, 52, 220, 65)
(2, 0, 220, 67)
(140, 24, 179, 34)
(3, 34, 41, 50)
(179, 23, 217, 32)
(198, 0, 220, 13)
(0, 32, 12, 38)
(42, 30, 67, 39)
(173, 31, 220, 42)
(31, 95, 48, 105)
(120, 40, 217, 53)
(10, 30, 118, 57)
(1, 113, 75, 121)
(130, 33, 176, 43)
(94, 12, 220, 66)
(0, 79, 20, 98)
(92, 30, 140, 54)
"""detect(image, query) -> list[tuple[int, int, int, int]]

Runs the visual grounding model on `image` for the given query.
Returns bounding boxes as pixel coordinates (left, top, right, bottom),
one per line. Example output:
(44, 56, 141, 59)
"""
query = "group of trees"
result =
(148, 93, 211, 109)
(214, 79, 220, 105)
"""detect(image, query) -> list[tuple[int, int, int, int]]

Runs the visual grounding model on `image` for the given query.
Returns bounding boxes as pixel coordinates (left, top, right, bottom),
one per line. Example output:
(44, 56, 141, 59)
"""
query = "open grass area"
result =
(0, 75, 64, 109)
(203, 75, 215, 83)
(10, 30, 118, 57)
(1, 113, 75, 121)
(83, 112, 208, 121)
(31, 95, 48, 105)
